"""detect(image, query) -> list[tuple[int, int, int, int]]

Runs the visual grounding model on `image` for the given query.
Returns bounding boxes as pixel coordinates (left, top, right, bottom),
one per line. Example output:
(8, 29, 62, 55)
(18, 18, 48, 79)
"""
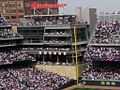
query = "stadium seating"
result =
(81, 67, 120, 81)
(0, 68, 74, 90)
(91, 21, 120, 44)
(85, 47, 120, 61)
(0, 16, 75, 89)
(0, 49, 35, 65)
(81, 21, 120, 82)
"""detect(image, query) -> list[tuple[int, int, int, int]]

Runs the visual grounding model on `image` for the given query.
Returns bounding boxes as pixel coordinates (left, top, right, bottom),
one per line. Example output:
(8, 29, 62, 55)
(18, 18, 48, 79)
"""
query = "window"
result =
(79, 28, 87, 41)
(11, 16, 16, 19)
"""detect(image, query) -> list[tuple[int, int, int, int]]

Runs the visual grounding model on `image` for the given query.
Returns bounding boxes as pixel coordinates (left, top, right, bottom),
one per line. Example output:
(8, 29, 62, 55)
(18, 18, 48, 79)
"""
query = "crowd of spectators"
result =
(91, 21, 120, 44)
(0, 49, 35, 65)
(0, 68, 74, 90)
(85, 46, 120, 61)
(81, 67, 120, 81)
(82, 21, 120, 81)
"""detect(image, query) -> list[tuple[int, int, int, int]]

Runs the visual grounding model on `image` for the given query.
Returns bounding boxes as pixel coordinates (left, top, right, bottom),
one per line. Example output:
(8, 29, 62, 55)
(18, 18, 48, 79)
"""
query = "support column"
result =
(66, 56, 68, 64)
(72, 53, 75, 64)
(48, 8, 50, 15)
(57, 55, 59, 64)
(43, 55, 45, 63)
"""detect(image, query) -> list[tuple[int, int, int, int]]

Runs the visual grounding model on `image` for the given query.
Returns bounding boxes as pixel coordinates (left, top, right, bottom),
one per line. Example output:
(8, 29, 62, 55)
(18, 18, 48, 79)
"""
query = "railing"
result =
(18, 23, 72, 27)
(0, 36, 24, 40)
(44, 33, 72, 37)
(0, 44, 17, 47)
(80, 79, 120, 86)
(88, 43, 120, 47)
(18, 22, 87, 27)
(44, 41, 72, 45)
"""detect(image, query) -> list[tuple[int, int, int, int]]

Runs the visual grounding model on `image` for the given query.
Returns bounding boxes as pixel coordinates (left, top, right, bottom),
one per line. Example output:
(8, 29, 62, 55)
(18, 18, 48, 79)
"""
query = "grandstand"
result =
(0, 11, 91, 89)
(0, 0, 91, 89)
(81, 21, 120, 86)
(0, 15, 76, 89)
(0, 15, 35, 64)
(16, 14, 89, 81)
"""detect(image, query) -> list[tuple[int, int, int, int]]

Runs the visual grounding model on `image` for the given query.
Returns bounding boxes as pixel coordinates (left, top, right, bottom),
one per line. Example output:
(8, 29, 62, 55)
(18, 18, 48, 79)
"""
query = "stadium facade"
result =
(0, 15, 75, 90)
(0, 13, 90, 80)
(98, 11, 120, 22)
(81, 21, 120, 87)
(17, 14, 89, 66)
(0, 0, 93, 86)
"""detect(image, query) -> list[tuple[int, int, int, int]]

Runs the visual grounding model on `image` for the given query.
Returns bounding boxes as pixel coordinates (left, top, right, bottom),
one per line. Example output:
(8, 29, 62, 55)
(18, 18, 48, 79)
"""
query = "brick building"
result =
(0, 0, 24, 23)
(0, 0, 59, 23)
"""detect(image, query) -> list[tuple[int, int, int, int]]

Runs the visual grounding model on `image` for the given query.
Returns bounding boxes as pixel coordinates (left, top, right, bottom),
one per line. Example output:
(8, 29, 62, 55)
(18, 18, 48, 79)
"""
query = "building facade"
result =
(0, 0, 59, 23)
(17, 15, 89, 64)
(98, 11, 120, 22)
(0, 0, 24, 23)
(76, 7, 97, 35)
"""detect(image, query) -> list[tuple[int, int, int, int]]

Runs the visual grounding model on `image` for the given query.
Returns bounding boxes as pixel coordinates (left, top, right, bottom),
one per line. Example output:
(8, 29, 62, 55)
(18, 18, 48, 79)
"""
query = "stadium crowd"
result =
(85, 46, 120, 61)
(0, 68, 74, 90)
(81, 21, 120, 81)
(91, 21, 120, 44)
(0, 49, 35, 65)
(81, 67, 120, 81)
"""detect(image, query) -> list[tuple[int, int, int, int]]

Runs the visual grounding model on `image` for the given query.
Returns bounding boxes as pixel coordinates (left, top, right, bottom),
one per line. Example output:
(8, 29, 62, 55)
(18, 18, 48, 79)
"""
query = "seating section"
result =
(91, 21, 120, 44)
(81, 65, 120, 81)
(85, 47, 120, 61)
(0, 49, 35, 65)
(0, 68, 74, 90)
(81, 21, 120, 81)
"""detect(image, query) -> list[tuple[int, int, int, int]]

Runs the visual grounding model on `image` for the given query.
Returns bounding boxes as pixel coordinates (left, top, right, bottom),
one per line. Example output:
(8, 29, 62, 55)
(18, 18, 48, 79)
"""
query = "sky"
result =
(59, 0, 120, 14)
